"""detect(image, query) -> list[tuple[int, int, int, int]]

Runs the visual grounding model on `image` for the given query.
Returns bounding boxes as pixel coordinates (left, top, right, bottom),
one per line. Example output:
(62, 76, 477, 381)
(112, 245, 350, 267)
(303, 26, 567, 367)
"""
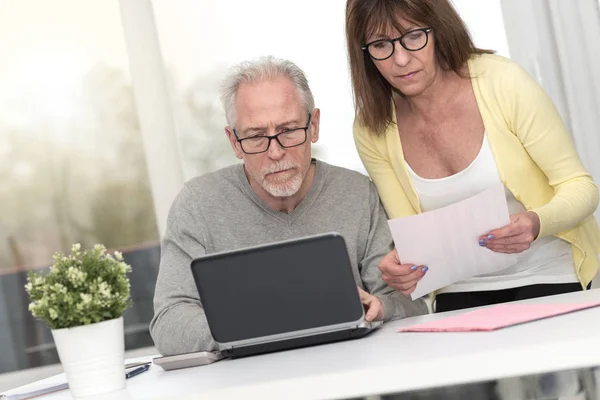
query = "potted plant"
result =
(25, 243, 132, 398)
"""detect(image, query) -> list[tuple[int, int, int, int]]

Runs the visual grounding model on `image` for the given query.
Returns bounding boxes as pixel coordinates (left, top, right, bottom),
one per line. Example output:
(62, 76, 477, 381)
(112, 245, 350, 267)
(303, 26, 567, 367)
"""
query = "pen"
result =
(125, 364, 150, 379)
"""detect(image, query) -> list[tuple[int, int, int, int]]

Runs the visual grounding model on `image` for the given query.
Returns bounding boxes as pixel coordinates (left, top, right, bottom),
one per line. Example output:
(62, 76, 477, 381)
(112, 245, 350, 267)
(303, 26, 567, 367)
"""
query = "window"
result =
(0, 0, 159, 377)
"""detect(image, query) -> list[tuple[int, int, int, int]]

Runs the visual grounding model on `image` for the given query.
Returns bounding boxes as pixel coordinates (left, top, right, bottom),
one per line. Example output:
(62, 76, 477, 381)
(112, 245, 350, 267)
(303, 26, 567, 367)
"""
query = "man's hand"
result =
(378, 249, 427, 296)
(357, 287, 384, 321)
(479, 211, 540, 254)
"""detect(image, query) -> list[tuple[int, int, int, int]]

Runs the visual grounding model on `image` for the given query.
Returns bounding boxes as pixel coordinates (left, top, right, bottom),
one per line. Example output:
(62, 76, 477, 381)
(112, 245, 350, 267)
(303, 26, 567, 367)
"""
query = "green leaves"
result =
(25, 244, 132, 330)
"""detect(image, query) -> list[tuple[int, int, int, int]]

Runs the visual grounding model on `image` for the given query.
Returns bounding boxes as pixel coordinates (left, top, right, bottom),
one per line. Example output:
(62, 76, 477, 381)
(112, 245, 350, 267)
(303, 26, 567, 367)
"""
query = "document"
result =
(388, 183, 518, 300)
(0, 362, 150, 400)
(0, 383, 68, 400)
(398, 302, 600, 332)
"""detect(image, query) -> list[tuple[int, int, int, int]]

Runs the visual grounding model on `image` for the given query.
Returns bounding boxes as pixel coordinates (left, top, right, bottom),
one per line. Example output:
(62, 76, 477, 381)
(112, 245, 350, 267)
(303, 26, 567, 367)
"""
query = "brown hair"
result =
(346, 0, 494, 135)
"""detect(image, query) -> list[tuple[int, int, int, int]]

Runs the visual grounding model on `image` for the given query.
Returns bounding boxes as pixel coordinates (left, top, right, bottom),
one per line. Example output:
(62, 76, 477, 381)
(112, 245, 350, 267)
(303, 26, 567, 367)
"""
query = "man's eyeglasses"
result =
(233, 113, 312, 155)
(362, 28, 432, 61)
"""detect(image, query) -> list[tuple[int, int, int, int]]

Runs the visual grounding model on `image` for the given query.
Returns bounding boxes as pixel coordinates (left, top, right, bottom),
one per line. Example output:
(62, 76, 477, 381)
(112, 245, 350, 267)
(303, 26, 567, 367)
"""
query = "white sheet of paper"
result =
(388, 183, 518, 300)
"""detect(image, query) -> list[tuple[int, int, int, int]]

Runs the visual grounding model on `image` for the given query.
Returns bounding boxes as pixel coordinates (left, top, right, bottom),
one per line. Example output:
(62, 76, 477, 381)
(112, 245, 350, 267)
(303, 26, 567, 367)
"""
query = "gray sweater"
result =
(150, 160, 427, 355)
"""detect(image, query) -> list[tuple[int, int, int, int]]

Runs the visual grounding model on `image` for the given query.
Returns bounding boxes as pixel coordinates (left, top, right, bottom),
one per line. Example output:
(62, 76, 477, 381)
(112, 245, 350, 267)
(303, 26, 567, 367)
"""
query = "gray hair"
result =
(219, 56, 315, 126)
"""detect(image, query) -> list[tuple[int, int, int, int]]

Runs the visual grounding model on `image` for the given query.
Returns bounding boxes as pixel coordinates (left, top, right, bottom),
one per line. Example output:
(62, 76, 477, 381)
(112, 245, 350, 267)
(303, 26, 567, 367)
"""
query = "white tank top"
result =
(406, 134, 578, 293)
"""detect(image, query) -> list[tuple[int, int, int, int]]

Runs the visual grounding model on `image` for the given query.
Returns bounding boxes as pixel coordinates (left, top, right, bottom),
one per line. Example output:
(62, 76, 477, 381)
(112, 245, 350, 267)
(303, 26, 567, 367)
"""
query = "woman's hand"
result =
(479, 211, 541, 254)
(378, 249, 428, 297)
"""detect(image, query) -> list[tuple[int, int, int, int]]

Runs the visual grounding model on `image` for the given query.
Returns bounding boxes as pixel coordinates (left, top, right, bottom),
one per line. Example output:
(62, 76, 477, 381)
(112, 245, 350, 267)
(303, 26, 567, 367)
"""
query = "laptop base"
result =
(222, 326, 376, 359)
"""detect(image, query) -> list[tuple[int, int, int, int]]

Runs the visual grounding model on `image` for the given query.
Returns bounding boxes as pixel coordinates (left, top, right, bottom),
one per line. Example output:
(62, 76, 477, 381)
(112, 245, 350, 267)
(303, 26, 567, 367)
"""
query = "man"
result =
(150, 56, 427, 356)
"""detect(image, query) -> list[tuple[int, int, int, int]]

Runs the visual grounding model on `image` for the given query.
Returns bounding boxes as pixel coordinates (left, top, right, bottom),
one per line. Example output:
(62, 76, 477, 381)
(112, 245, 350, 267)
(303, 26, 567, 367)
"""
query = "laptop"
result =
(190, 232, 382, 358)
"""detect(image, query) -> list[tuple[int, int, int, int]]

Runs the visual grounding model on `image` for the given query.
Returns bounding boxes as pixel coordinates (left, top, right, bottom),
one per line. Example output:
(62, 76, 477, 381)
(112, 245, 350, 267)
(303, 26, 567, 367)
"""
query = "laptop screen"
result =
(191, 233, 364, 344)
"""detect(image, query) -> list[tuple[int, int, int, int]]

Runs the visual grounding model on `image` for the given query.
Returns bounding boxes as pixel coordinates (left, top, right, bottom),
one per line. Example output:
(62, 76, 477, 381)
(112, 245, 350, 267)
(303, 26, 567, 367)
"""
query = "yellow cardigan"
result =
(354, 54, 600, 288)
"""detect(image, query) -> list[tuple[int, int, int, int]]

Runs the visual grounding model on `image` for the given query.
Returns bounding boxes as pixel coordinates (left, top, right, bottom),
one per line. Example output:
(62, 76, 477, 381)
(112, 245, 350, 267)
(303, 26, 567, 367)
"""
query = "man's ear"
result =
(309, 108, 320, 143)
(225, 126, 244, 160)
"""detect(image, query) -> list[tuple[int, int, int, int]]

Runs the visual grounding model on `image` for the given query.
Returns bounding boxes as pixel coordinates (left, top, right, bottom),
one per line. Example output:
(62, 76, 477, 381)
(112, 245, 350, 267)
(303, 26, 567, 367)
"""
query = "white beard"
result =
(262, 174, 303, 197)
(259, 161, 303, 197)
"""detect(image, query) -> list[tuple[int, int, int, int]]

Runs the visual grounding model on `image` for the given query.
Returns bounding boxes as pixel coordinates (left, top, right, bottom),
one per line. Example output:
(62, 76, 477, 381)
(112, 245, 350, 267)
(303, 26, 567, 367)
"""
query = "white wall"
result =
(452, 0, 510, 57)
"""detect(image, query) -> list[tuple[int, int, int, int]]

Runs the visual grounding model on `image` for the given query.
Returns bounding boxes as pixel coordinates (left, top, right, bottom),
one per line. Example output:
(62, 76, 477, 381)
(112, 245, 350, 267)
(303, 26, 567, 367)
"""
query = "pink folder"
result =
(398, 302, 600, 332)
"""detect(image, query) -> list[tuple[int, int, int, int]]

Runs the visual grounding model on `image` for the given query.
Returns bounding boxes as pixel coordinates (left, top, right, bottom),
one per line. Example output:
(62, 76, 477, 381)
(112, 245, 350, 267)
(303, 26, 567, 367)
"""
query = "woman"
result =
(345, 0, 600, 312)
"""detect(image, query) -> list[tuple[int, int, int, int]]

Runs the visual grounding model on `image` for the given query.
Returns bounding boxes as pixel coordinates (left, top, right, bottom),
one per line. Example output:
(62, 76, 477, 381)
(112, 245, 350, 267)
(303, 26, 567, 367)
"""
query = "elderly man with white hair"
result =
(150, 56, 427, 356)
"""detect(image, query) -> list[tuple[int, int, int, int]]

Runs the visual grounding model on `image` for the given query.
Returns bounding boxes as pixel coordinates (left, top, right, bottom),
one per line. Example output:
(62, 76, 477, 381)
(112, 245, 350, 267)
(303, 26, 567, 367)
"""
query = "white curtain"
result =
(501, 0, 600, 286)
(545, 0, 600, 206)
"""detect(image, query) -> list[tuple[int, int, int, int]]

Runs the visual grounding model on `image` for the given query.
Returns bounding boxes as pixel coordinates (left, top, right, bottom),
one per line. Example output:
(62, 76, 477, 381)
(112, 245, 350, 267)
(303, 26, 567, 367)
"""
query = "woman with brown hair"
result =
(346, 0, 600, 312)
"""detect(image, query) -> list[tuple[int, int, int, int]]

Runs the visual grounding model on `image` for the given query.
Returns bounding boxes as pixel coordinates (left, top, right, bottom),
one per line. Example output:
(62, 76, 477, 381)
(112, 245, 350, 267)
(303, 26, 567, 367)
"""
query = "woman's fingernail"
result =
(421, 266, 429, 273)
(487, 234, 495, 240)
(479, 239, 486, 246)
(410, 265, 418, 271)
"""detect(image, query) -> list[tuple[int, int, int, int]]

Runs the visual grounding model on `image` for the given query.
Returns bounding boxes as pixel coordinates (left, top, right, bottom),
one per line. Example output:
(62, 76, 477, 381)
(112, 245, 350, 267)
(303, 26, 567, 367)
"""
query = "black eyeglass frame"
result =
(361, 27, 433, 61)
(232, 113, 312, 155)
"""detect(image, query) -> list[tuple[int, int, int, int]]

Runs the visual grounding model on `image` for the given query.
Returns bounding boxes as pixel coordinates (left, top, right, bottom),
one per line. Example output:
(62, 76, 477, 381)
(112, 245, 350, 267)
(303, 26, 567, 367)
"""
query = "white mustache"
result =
(261, 161, 299, 176)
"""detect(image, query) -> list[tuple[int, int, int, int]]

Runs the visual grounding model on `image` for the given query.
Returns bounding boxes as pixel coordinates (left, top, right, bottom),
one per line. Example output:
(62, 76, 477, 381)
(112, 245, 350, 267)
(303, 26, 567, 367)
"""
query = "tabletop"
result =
(4, 289, 600, 400)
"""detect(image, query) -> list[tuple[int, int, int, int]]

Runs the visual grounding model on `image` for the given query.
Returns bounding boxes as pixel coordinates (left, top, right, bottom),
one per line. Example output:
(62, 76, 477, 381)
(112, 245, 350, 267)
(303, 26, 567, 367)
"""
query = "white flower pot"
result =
(51, 316, 125, 398)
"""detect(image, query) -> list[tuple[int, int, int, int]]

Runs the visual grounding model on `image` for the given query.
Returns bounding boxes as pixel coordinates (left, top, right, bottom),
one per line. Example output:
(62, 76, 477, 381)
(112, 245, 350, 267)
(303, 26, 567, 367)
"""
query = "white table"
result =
(4, 289, 600, 400)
